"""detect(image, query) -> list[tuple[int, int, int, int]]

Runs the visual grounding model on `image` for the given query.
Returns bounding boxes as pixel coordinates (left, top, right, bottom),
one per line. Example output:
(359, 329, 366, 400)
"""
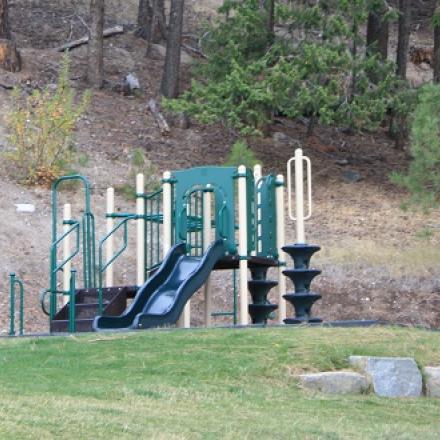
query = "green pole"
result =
(68, 269, 77, 333)
(233, 269, 238, 326)
(17, 278, 24, 336)
(9, 273, 15, 336)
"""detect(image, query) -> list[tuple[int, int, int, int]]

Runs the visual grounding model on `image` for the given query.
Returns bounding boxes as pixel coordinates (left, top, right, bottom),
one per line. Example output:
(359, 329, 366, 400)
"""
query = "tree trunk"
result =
(161, 0, 184, 98)
(366, 9, 389, 60)
(0, 0, 20, 72)
(87, 0, 104, 89)
(0, 0, 9, 39)
(137, 0, 167, 43)
(150, 0, 167, 43)
(434, 5, 440, 83)
(396, 0, 412, 79)
(136, 0, 151, 40)
(258, 0, 275, 39)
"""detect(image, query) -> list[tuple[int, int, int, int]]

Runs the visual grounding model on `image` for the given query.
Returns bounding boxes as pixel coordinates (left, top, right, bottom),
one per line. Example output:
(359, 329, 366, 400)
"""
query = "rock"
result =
(272, 131, 290, 144)
(335, 159, 349, 166)
(104, 47, 135, 75)
(349, 356, 422, 398)
(424, 367, 440, 397)
(149, 44, 193, 65)
(341, 170, 362, 183)
(15, 204, 35, 213)
(180, 50, 193, 65)
(122, 73, 140, 95)
(298, 372, 368, 395)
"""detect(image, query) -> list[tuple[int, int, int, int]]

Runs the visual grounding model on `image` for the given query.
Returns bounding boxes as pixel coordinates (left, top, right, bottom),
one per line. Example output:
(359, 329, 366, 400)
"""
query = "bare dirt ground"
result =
(1, 1, 440, 334)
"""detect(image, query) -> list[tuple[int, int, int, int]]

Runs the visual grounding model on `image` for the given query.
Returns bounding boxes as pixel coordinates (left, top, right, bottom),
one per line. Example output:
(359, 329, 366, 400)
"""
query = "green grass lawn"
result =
(0, 327, 439, 439)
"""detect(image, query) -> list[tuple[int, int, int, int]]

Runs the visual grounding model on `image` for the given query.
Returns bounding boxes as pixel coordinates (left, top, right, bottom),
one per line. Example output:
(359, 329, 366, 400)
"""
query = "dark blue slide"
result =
(93, 239, 225, 331)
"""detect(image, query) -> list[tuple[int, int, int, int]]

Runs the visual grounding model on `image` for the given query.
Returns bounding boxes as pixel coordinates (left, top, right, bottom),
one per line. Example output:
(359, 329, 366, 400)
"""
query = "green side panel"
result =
(256, 174, 278, 259)
(172, 167, 237, 255)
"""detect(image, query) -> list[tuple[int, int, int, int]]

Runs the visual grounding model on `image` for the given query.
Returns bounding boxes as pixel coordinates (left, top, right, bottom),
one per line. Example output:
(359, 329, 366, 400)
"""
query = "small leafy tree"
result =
(391, 84, 440, 208)
(5, 54, 90, 185)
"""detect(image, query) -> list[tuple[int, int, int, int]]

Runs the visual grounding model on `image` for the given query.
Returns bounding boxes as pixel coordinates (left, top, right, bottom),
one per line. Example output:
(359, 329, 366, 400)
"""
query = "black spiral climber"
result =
(282, 244, 322, 324)
(247, 267, 278, 324)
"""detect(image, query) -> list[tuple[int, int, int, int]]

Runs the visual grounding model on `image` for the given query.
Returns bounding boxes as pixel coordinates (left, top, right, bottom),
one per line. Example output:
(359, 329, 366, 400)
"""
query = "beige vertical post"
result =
(253, 164, 262, 184)
(62, 203, 72, 306)
(203, 187, 212, 326)
(276, 175, 287, 323)
(105, 188, 115, 287)
(136, 174, 145, 286)
(288, 148, 312, 244)
(237, 165, 249, 325)
(162, 171, 173, 255)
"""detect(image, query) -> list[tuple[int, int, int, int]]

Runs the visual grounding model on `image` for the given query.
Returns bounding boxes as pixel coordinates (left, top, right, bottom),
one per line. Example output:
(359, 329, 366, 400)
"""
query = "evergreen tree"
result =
(392, 84, 440, 208)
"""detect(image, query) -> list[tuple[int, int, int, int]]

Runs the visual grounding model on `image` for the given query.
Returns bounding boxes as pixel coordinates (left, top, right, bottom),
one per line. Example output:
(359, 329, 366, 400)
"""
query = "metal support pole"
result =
(203, 187, 213, 327)
(136, 174, 145, 286)
(62, 204, 72, 306)
(9, 273, 16, 336)
(237, 165, 249, 326)
(105, 188, 115, 287)
(68, 269, 77, 333)
(276, 175, 287, 323)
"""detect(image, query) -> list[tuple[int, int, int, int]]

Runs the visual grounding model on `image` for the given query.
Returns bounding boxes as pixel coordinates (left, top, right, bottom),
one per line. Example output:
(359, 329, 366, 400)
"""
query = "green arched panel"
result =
(172, 167, 237, 255)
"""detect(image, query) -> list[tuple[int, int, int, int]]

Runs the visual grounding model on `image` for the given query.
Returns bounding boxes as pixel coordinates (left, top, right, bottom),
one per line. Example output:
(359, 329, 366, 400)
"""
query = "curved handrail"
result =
(98, 215, 136, 313)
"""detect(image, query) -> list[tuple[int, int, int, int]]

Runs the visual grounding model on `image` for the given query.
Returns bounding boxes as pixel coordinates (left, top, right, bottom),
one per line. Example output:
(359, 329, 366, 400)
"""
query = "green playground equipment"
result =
(40, 164, 288, 333)
(9, 273, 25, 336)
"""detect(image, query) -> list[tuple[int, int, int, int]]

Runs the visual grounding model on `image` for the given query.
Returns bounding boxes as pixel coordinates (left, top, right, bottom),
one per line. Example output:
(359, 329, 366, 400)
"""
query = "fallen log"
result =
(56, 25, 124, 52)
(148, 98, 170, 135)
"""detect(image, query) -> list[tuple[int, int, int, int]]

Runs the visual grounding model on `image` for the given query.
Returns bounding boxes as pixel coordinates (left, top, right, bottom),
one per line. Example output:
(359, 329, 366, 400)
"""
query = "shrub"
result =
(5, 53, 90, 186)
(225, 140, 259, 168)
(391, 84, 440, 209)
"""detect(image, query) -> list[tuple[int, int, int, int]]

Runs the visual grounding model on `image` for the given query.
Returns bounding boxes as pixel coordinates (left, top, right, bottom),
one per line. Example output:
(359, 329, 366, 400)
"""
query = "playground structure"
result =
(5, 148, 322, 335)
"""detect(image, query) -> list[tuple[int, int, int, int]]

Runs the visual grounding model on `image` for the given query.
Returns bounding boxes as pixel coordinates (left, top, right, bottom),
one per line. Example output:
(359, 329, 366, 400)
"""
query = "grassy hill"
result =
(0, 326, 439, 439)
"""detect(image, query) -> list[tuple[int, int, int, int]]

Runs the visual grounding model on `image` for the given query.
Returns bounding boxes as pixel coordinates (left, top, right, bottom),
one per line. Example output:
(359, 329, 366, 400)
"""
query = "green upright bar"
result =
(68, 269, 77, 333)
(9, 273, 15, 336)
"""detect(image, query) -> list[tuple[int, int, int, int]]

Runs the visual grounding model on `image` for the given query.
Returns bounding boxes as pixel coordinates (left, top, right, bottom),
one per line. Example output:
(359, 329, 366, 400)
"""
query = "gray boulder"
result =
(349, 356, 422, 398)
(424, 367, 440, 398)
(298, 372, 368, 395)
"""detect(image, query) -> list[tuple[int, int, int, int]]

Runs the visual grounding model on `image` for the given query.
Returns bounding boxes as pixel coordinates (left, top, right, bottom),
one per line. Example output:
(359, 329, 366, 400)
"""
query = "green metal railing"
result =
(9, 273, 24, 336)
(49, 175, 96, 321)
(185, 188, 204, 256)
(98, 214, 137, 313)
(143, 189, 164, 274)
(49, 219, 81, 319)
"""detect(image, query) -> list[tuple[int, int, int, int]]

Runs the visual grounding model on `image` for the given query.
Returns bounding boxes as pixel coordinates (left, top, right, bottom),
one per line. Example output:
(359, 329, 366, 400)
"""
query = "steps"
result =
(50, 286, 137, 333)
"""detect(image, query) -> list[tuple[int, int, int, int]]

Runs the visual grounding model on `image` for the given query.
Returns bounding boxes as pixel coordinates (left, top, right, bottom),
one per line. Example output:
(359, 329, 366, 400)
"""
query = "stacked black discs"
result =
(248, 267, 278, 324)
(282, 244, 322, 324)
